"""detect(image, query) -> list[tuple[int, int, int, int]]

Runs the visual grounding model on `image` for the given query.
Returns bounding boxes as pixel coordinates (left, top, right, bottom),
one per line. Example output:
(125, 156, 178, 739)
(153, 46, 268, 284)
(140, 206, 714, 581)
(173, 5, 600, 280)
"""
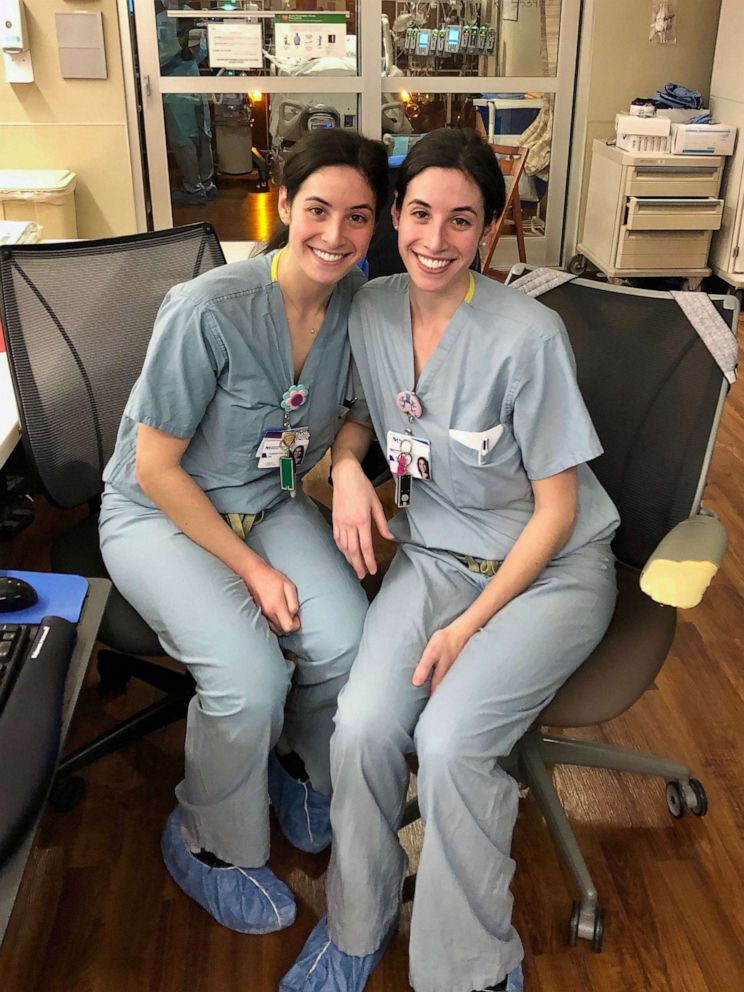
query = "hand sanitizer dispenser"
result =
(1, 0, 34, 82)
(1, 0, 28, 52)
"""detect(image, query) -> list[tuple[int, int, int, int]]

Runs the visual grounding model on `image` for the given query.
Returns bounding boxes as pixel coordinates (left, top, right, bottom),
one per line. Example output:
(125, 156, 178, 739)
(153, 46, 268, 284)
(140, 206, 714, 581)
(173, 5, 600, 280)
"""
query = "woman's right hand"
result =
(242, 559, 300, 636)
(332, 458, 394, 579)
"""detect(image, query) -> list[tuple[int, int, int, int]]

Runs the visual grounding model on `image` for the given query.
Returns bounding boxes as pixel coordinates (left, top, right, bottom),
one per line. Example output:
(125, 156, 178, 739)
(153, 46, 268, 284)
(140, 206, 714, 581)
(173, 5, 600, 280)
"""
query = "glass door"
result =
(133, 1, 579, 265)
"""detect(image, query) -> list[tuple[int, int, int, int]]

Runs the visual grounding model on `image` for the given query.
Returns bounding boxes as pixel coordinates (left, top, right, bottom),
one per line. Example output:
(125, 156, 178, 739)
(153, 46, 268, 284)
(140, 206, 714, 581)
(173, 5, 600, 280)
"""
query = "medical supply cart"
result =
(708, 0, 744, 292)
(571, 141, 725, 290)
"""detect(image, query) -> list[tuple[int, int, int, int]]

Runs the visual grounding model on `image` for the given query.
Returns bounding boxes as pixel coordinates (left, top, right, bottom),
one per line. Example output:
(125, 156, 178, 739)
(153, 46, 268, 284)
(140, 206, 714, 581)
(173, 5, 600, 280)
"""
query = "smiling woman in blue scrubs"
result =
(98, 130, 389, 935)
(282, 129, 620, 992)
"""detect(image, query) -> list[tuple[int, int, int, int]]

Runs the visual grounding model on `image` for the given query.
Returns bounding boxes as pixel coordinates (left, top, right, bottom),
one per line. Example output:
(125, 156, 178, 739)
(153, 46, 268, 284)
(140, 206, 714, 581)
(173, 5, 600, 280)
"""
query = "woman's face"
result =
(278, 165, 376, 289)
(392, 167, 491, 299)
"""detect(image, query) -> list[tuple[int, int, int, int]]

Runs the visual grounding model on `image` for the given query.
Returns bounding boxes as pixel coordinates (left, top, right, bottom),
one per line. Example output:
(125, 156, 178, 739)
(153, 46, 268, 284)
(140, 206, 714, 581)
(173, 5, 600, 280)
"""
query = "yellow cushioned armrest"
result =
(640, 514, 728, 609)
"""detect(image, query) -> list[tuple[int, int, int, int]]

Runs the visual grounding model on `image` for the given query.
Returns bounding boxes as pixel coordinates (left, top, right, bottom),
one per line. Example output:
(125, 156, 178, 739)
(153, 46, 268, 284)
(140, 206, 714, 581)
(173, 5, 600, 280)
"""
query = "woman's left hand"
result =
(412, 623, 471, 694)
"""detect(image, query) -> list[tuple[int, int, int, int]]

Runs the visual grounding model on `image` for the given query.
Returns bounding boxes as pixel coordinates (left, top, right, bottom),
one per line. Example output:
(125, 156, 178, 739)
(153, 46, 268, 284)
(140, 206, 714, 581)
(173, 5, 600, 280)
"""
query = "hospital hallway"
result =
(171, 173, 279, 245)
(1, 329, 743, 991)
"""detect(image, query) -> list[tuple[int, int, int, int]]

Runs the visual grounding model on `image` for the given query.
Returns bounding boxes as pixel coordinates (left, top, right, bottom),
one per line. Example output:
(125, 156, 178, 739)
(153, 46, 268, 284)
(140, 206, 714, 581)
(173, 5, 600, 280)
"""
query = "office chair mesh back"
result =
(537, 282, 730, 571)
(0, 224, 225, 509)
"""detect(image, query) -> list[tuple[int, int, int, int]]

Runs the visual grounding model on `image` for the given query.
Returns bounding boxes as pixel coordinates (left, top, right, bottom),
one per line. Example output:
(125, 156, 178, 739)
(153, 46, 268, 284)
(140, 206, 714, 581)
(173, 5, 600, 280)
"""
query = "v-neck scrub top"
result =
(348, 272, 619, 560)
(103, 250, 367, 514)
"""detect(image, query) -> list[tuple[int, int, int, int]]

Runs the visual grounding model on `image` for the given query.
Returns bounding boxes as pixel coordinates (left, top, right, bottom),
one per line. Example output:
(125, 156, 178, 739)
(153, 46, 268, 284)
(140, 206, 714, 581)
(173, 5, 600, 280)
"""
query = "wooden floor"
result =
(1, 335, 744, 991)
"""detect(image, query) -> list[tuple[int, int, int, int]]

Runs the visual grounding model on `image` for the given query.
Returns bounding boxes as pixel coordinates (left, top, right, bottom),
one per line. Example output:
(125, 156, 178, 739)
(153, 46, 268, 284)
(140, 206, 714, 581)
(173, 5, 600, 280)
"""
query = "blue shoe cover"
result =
(268, 750, 332, 854)
(161, 808, 296, 934)
(506, 964, 524, 992)
(279, 915, 394, 992)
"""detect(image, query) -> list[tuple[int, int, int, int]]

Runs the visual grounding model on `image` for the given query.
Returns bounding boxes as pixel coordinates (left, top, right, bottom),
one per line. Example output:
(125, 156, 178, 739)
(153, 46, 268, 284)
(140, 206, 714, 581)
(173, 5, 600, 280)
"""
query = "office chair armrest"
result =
(640, 512, 728, 608)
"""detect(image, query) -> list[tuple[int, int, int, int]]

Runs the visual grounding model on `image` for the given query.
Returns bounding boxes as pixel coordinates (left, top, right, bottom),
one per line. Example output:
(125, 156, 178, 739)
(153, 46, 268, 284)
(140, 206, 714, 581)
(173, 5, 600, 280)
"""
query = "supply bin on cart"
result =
(0, 170, 78, 239)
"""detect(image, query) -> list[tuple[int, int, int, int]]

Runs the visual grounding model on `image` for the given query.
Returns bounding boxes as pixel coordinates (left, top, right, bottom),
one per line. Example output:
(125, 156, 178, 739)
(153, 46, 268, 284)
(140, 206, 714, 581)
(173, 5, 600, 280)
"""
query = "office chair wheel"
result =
(49, 774, 86, 812)
(592, 906, 605, 953)
(97, 652, 132, 691)
(567, 253, 587, 276)
(568, 900, 581, 946)
(688, 778, 708, 817)
(568, 901, 605, 952)
(666, 778, 708, 819)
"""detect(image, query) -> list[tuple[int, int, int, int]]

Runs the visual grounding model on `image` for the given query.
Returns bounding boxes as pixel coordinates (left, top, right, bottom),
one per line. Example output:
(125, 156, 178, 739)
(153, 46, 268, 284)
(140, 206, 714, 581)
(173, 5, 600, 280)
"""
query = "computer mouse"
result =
(0, 576, 38, 613)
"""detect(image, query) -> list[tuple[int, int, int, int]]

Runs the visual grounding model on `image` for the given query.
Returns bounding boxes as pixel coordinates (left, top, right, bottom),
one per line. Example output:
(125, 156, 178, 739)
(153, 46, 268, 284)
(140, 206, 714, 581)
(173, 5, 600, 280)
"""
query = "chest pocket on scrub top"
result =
(448, 422, 519, 508)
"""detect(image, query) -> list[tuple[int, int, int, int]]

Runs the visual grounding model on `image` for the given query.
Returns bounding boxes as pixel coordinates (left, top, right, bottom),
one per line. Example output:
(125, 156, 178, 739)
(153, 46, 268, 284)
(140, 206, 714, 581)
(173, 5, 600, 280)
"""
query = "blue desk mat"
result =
(0, 570, 89, 624)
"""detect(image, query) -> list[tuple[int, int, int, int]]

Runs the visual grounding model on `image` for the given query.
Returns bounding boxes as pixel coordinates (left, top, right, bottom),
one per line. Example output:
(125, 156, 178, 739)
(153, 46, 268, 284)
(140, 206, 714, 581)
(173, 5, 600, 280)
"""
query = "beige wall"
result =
(0, 0, 137, 238)
(573, 0, 722, 249)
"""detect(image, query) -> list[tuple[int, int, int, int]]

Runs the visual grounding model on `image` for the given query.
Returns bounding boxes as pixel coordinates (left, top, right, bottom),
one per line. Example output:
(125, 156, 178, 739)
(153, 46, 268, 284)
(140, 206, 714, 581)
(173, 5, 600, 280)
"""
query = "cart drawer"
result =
(615, 228, 711, 268)
(626, 197, 723, 231)
(625, 164, 721, 198)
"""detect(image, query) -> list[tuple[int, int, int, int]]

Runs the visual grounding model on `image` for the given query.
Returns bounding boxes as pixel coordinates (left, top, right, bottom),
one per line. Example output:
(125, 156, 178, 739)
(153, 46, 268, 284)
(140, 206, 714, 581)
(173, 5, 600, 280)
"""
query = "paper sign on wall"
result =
(649, 0, 678, 45)
(207, 22, 263, 70)
(274, 13, 347, 60)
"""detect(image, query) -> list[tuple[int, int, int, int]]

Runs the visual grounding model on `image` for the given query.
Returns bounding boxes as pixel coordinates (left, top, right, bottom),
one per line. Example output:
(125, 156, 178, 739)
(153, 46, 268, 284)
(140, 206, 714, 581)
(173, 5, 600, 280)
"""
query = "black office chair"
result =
(0, 223, 226, 806)
(400, 272, 737, 950)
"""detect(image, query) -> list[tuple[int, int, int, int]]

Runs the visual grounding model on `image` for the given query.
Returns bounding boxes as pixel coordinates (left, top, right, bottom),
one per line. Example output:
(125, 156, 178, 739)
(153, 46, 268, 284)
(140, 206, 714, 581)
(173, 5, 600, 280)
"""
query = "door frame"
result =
(132, 0, 580, 265)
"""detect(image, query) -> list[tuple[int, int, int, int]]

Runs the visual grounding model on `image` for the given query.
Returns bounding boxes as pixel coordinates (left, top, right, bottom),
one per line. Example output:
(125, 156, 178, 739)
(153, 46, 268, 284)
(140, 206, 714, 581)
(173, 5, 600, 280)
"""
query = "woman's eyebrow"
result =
(303, 195, 373, 211)
(408, 198, 477, 215)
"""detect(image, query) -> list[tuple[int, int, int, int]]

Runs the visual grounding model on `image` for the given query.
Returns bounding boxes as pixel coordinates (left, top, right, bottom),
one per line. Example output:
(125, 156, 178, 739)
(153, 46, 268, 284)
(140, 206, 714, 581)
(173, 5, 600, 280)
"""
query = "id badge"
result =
(386, 430, 432, 482)
(257, 427, 311, 469)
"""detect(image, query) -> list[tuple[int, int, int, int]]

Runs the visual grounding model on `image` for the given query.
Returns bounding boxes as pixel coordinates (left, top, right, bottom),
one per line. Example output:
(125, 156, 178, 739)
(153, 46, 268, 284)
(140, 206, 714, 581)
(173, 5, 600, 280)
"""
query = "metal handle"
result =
(633, 197, 721, 208)
(634, 166, 717, 176)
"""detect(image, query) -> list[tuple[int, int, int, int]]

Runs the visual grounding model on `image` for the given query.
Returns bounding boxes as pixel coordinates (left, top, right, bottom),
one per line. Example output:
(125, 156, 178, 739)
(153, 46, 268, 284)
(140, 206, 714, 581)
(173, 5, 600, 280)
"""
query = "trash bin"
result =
(0, 170, 78, 239)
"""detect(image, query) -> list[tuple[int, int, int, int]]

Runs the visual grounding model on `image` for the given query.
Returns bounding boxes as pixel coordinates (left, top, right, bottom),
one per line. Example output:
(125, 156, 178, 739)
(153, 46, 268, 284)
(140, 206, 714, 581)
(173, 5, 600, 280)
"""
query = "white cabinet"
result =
(576, 141, 724, 286)
(709, 0, 744, 285)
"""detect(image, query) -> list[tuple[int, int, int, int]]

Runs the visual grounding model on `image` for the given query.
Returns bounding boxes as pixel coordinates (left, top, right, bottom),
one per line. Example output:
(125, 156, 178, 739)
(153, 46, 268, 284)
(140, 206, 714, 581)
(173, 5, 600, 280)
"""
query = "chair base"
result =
(400, 729, 706, 953)
(515, 729, 704, 950)
(55, 651, 194, 781)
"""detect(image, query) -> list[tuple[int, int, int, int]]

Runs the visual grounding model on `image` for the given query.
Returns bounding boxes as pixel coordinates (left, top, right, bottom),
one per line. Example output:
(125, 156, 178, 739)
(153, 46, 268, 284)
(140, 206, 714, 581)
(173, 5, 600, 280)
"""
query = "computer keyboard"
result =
(0, 616, 77, 866)
(0, 622, 35, 713)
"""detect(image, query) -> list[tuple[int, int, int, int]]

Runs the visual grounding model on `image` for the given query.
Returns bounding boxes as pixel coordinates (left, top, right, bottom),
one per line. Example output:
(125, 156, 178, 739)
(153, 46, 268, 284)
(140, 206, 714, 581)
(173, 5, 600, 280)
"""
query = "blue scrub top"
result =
(104, 250, 367, 514)
(349, 271, 620, 560)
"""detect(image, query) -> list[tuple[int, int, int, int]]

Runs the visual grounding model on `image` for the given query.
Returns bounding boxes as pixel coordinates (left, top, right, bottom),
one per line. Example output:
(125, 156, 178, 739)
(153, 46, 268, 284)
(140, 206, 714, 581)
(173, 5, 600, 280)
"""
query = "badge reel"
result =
(255, 385, 310, 498)
(393, 391, 424, 509)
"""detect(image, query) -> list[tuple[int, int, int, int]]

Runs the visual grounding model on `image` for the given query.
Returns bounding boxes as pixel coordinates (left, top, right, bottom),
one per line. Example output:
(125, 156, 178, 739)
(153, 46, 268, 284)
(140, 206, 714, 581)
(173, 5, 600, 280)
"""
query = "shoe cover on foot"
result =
(279, 915, 394, 992)
(506, 964, 524, 992)
(161, 808, 296, 934)
(268, 750, 332, 854)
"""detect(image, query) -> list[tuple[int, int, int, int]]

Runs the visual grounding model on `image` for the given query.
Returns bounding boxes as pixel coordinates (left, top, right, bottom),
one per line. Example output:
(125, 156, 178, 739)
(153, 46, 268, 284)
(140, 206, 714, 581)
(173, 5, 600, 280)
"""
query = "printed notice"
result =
(207, 22, 263, 70)
(274, 13, 346, 60)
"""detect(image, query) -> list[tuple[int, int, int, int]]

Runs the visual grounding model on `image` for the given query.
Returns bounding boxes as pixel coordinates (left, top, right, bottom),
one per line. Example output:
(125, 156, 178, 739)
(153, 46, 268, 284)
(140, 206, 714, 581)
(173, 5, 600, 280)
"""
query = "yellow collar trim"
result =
(464, 271, 475, 304)
(271, 248, 283, 282)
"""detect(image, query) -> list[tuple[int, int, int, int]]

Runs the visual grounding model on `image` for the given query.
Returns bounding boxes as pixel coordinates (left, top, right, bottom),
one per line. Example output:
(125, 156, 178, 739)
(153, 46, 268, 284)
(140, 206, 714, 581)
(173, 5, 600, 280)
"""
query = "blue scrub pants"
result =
(99, 492, 367, 868)
(326, 542, 617, 992)
(164, 96, 214, 194)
